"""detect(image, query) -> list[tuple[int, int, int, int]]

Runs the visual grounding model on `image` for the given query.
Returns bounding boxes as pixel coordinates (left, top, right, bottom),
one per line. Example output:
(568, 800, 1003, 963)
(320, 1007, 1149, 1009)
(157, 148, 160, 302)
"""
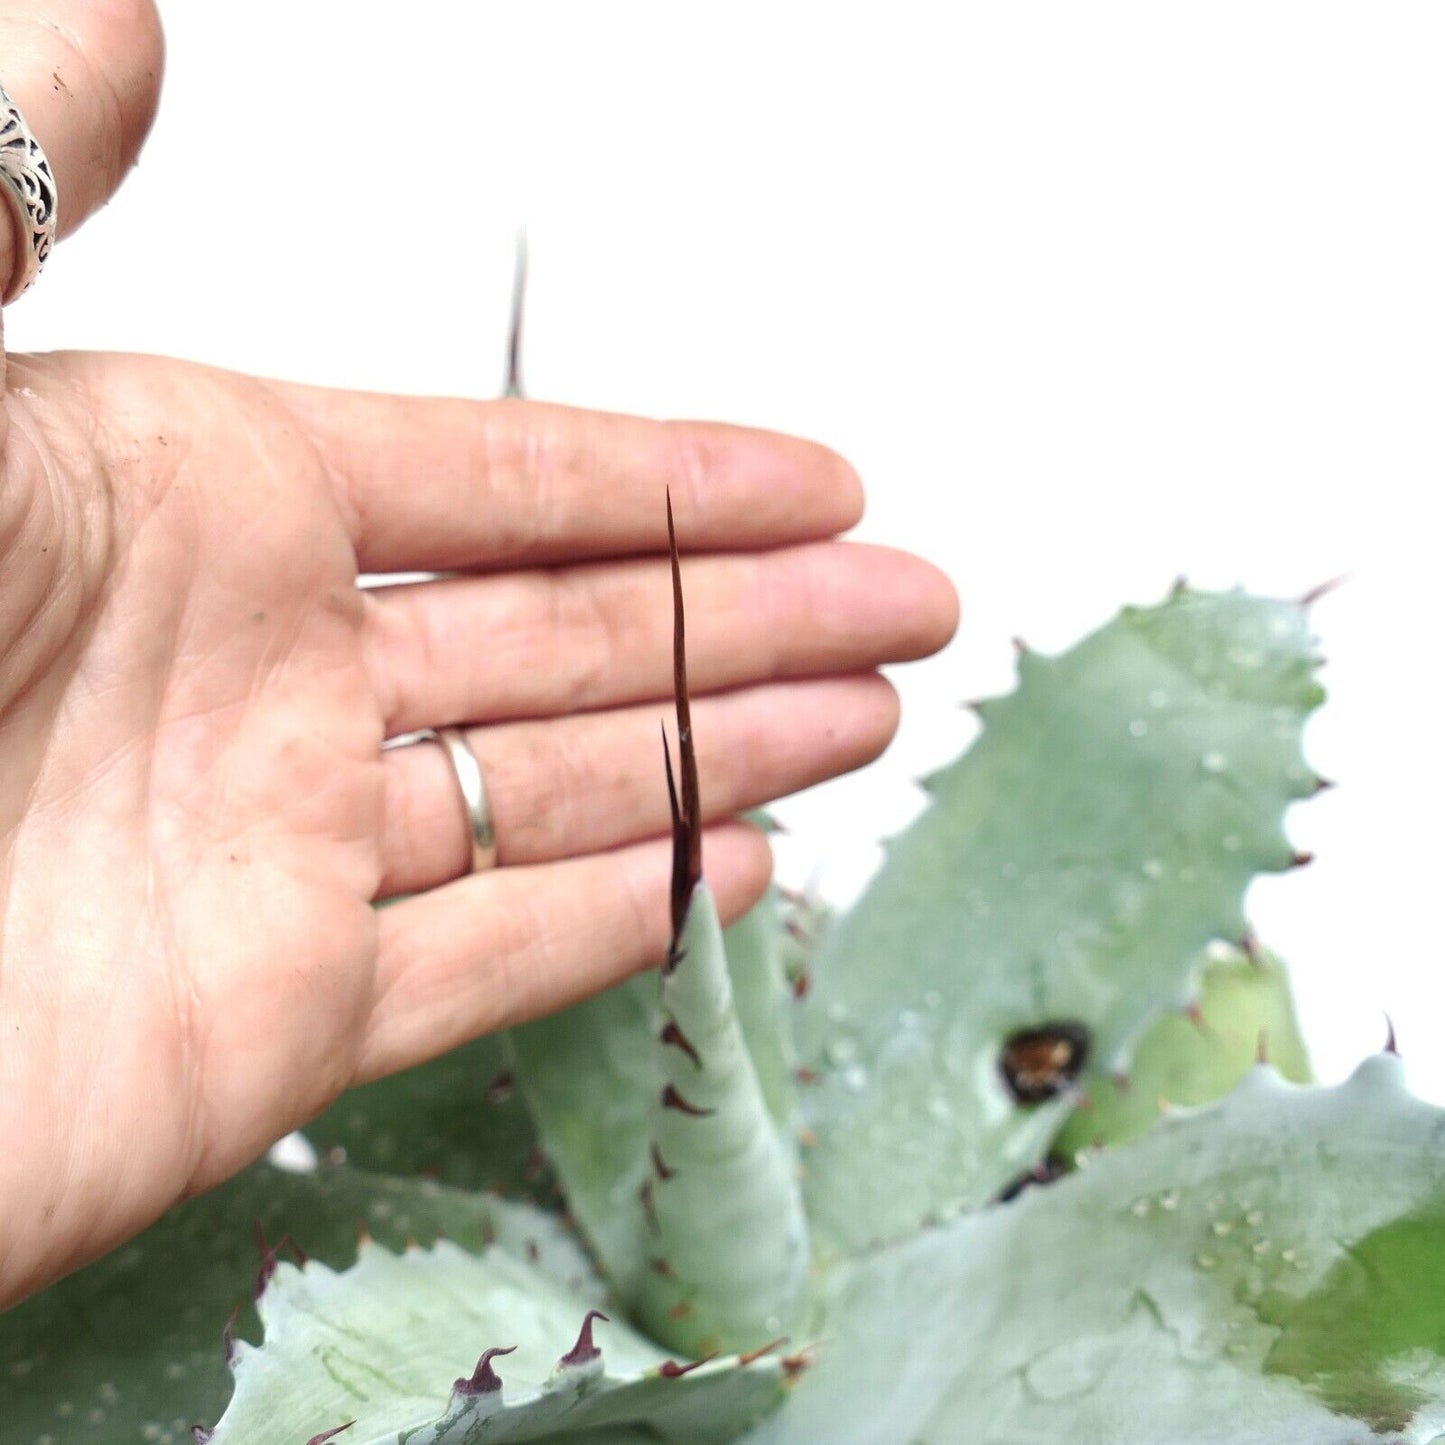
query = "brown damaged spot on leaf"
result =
(1000, 1022, 1090, 1103)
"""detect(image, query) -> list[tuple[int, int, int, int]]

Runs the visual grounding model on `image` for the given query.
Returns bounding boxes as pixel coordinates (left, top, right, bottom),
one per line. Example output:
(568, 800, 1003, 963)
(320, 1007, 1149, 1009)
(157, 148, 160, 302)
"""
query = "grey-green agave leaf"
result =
(208, 1232, 787, 1444)
(795, 588, 1325, 1257)
(745, 1054, 1445, 1444)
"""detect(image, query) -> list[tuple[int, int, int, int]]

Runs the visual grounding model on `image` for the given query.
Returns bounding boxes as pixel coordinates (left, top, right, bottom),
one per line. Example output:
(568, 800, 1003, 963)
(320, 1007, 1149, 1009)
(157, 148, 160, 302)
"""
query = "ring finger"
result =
(378, 672, 900, 896)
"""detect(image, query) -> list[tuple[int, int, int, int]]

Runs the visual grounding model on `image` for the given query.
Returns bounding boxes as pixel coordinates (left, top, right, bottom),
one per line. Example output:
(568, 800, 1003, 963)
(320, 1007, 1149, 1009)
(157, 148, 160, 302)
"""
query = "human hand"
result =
(0, 1, 958, 1308)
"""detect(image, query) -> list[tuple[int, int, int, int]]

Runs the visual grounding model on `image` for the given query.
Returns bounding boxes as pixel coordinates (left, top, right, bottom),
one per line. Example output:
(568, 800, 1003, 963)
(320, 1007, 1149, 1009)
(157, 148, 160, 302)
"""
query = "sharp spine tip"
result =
(1384, 1014, 1400, 1056)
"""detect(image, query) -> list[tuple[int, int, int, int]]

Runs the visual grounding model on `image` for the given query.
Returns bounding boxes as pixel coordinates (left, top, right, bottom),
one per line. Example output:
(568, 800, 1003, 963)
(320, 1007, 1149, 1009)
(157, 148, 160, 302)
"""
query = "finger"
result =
(0, 0, 163, 307)
(378, 673, 899, 896)
(359, 821, 773, 1083)
(367, 542, 958, 734)
(264, 386, 864, 573)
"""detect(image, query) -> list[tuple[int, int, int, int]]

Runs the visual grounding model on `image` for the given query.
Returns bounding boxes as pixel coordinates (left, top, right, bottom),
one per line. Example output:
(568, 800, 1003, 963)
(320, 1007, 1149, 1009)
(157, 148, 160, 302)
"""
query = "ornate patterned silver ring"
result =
(0, 82, 57, 305)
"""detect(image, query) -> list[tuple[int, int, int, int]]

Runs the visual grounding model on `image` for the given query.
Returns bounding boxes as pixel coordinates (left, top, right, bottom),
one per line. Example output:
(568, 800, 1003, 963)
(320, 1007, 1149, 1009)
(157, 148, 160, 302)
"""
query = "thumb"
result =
(0, 0, 163, 309)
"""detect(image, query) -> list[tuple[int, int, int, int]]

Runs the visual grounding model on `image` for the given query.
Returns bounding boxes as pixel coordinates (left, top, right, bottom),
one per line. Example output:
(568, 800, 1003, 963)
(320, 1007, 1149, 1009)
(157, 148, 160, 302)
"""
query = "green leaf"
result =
(1057, 939, 1312, 1156)
(745, 1056, 1445, 1444)
(0, 1161, 543, 1442)
(794, 589, 1324, 1258)
(209, 1235, 787, 1444)
(305, 1033, 559, 1203)
(506, 890, 800, 1307)
(635, 882, 810, 1356)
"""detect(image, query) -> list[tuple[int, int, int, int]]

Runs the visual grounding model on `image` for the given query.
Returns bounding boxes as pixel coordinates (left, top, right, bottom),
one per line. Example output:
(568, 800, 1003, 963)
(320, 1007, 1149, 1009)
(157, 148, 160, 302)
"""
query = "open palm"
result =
(0, 4, 956, 1307)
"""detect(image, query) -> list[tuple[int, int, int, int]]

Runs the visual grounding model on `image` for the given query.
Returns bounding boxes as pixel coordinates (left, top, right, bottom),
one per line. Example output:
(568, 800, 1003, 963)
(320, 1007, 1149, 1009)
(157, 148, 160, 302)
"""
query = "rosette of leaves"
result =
(7, 526, 1445, 1445)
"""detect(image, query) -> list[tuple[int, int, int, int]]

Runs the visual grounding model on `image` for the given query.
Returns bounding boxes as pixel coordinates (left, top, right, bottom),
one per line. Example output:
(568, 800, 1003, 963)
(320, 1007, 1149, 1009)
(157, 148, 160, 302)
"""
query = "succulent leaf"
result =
(795, 588, 1324, 1257)
(636, 880, 811, 1356)
(304, 1032, 557, 1203)
(1057, 938, 1312, 1157)
(208, 1235, 786, 1443)
(744, 1056, 1445, 1444)
(0, 1161, 545, 1440)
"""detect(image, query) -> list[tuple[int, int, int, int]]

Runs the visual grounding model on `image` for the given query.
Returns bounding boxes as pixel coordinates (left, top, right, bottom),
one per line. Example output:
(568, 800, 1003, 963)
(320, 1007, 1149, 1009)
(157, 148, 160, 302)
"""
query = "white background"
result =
(9, 3, 1442, 1095)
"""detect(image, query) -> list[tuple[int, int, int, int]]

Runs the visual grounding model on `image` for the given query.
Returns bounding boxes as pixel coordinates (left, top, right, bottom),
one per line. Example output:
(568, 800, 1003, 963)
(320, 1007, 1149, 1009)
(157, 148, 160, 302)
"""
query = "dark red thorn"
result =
(668, 1300, 694, 1321)
(1297, 573, 1350, 608)
(1312, 774, 1337, 795)
(651, 1142, 677, 1181)
(661, 1084, 714, 1117)
(221, 1301, 242, 1369)
(252, 1227, 306, 1300)
(648, 1256, 675, 1278)
(190, 1428, 215, 1444)
(1238, 927, 1262, 963)
(640, 1180, 660, 1234)
(665, 491, 702, 946)
(1384, 1014, 1400, 1056)
(454, 1346, 518, 1397)
(355, 1219, 371, 1247)
(1011, 635, 1029, 656)
(781, 1349, 813, 1379)
(306, 1427, 355, 1445)
(559, 1309, 609, 1367)
(1170, 574, 1189, 597)
(659, 1355, 716, 1378)
(660, 1018, 702, 1068)
(485, 1070, 515, 1104)
(1289, 851, 1315, 869)
(1184, 1001, 1213, 1037)
(790, 969, 812, 1000)
(738, 1337, 789, 1366)
(794, 1065, 820, 1085)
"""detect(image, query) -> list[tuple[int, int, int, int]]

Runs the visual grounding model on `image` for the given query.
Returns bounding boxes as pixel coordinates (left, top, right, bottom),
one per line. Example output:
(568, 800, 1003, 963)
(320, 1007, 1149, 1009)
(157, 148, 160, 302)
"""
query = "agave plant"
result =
(5, 502, 1445, 1444)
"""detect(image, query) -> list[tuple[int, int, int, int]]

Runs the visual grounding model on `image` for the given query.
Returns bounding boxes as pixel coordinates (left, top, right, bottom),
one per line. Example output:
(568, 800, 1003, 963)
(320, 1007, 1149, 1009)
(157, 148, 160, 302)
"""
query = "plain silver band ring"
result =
(416, 726, 499, 874)
(0, 83, 57, 305)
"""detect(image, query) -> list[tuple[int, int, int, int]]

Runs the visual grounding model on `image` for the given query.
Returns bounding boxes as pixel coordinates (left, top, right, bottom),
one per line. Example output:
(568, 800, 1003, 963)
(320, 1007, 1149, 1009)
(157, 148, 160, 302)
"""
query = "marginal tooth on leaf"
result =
(661, 1083, 714, 1117)
(558, 1309, 610, 1368)
(190, 1428, 214, 1445)
(355, 1218, 371, 1247)
(1312, 774, 1337, 795)
(651, 1142, 677, 1181)
(1184, 1001, 1213, 1037)
(794, 1065, 820, 1084)
(738, 1337, 789, 1366)
(659, 1355, 716, 1378)
(659, 1018, 702, 1068)
(781, 1348, 814, 1379)
(252, 1227, 306, 1300)
(640, 1179, 660, 1234)
(1238, 926, 1262, 963)
(649, 1256, 675, 1278)
(485, 1070, 515, 1104)
(221, 1301, 242, 1369)
(1011, 635, 1030, 656)
(1257, 1029, 1271, 1065)
(306, 1427, 355, 1445)
(1169, 574, 1190, 597)
(1297, 573, 1350, 608)
(453, 1345, 518, 1397)
(1289, 850, 1315, 869)
(668, 1300, 695, 1321)
(1384, 1014, 1400, 1056)
(790, 968, 812, 1000)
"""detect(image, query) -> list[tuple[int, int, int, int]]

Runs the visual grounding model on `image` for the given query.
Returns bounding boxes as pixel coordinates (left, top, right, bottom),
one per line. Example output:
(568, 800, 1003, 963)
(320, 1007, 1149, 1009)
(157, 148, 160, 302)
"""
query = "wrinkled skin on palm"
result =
(6, 561, 1444, 1445)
